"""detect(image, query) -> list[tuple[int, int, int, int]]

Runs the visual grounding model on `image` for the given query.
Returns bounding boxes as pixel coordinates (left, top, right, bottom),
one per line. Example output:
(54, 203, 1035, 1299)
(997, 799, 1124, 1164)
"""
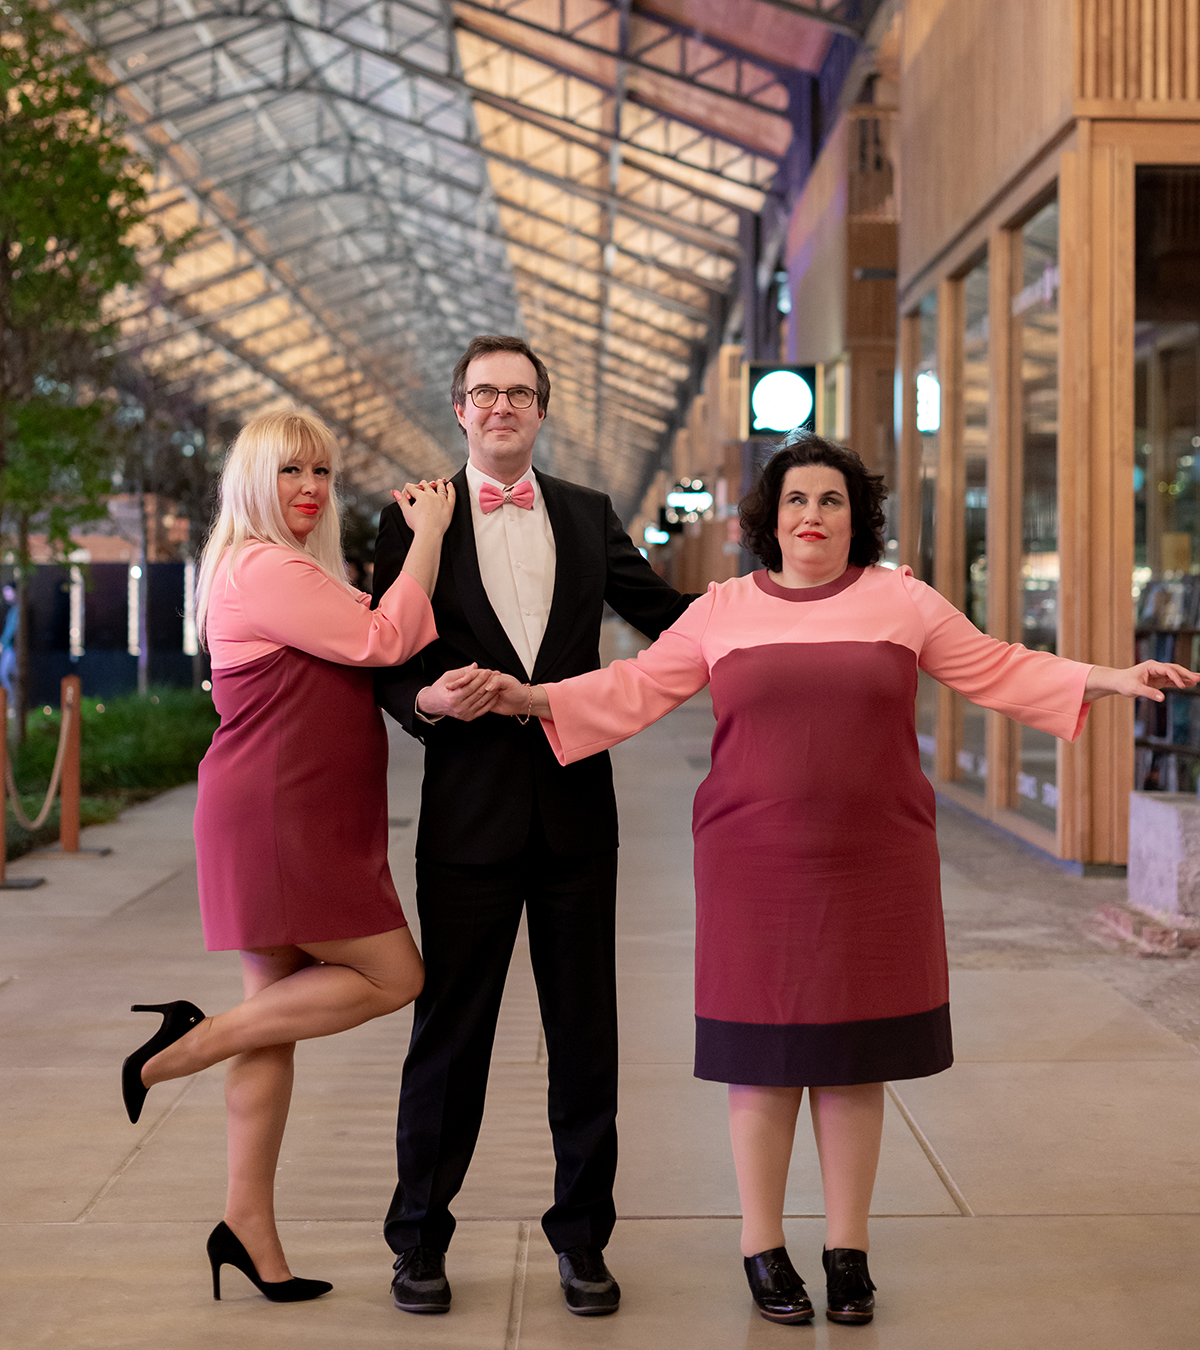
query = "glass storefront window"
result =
(917, 292, 939, 587)
(959, 257, 990, 797)
(1133, 167, 1200, 794)
(915, 292, 939, 772)
(1014, 200, 1060, 830)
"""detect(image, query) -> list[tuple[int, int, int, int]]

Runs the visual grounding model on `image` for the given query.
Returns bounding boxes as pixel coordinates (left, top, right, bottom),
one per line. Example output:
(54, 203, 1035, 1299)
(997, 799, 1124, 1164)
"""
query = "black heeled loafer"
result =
(121, 1000, 206, 1123)
(823, 1246, 876, 1324)
(743, 1247, 814, 1324)
(207, 1221, 332, 1302)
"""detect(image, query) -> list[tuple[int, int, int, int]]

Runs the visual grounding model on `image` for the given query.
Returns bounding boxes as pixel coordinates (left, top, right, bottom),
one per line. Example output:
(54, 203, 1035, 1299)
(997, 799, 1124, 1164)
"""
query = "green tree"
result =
(0, 0, 184, 735)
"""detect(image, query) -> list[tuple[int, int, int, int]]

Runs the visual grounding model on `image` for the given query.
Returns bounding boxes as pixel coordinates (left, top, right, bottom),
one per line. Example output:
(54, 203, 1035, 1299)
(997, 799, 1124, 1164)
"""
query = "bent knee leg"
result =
(379, 961, 424, 1014)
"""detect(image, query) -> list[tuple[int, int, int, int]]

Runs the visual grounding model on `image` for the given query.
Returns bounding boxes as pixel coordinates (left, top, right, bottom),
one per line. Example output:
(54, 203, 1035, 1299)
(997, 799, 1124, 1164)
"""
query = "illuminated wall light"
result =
(644, 526, 671, 546)
(183, 559, 199, 657)
(751, 370, 813, 432)
(666, 486, 714, 514)
(127, 564, 141, 657)
(916, 372, 941, 434)
(68, 565, 84, 659)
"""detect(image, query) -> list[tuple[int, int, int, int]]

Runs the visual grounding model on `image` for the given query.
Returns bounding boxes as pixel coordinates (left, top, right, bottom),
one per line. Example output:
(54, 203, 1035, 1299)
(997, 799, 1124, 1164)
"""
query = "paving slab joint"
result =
(505, 1220, 530, 1350)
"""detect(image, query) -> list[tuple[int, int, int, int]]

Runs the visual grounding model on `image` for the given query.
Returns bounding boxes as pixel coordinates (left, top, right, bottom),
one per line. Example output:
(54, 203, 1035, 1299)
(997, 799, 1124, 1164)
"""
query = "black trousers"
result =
(384, 822, 619, 1256)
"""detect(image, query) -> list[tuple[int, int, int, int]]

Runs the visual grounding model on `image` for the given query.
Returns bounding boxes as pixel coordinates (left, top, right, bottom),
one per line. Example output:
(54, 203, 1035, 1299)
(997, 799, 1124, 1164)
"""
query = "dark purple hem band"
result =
(694, 1003, 953, 1087)
(752, 565, 865, 603)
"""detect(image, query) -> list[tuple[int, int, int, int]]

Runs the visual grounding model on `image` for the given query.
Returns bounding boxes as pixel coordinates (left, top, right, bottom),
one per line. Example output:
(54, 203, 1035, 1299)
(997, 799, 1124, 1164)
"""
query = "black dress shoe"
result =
(743, 1247, 814, 1324)
(391, 1245, 451, 1314)
(822, 1247, 876, 1324)
(558, 1246, 620, 1316)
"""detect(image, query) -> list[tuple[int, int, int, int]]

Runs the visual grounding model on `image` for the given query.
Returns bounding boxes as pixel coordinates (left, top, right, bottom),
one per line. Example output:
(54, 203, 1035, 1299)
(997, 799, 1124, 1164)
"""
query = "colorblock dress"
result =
(194, 543, 437, 952)
(540, 565, 1093, 1087)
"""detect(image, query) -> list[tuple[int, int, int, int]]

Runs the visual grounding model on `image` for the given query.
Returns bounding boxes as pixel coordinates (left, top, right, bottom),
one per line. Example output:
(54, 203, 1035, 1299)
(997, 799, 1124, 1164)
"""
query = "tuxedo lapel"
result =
(444, 466, 527, 676)
(532, 472, 583, 682)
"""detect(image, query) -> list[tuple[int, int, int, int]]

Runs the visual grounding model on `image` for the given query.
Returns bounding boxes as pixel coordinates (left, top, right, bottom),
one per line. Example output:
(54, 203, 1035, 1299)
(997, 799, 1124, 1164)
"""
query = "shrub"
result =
(12, 686, 219, 794)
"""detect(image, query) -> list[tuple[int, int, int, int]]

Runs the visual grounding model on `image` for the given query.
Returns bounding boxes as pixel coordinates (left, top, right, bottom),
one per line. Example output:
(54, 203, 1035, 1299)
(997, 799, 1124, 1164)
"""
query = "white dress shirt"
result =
(464, 460, 557, 679)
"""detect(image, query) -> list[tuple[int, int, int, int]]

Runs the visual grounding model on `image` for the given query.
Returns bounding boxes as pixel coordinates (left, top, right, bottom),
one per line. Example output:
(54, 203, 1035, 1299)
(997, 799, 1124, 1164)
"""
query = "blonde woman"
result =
(119, 410, 452, 1303)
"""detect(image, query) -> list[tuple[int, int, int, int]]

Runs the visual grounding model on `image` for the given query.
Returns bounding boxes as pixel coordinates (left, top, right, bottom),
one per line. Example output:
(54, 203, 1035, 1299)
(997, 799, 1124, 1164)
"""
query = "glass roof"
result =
(74, 0, 862, 517)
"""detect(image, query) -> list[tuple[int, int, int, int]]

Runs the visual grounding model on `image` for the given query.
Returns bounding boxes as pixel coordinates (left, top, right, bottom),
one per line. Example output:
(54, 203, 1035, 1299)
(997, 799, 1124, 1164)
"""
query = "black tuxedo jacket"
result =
(372, 465, 693, 864)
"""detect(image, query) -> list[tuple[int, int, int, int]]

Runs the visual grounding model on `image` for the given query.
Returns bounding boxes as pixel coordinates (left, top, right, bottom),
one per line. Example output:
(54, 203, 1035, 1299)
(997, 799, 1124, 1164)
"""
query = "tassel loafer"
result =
(121, 1001, 206, 1124)
(823, 1246, 876, 1324)
(743, 1247, 814, 1324)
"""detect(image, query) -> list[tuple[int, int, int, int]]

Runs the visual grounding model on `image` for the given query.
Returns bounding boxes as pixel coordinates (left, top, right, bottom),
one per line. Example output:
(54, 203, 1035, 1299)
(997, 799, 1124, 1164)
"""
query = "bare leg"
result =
(808, 1082, 884, 1251)
(728, 1084, 806, 1257)
(142, 926, 423, 1085)
(222, 947, 313, 1283)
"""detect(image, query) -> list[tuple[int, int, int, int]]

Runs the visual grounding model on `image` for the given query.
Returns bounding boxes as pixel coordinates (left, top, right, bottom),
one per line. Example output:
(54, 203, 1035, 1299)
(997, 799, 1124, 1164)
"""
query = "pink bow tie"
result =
(478, 480, 535, 514)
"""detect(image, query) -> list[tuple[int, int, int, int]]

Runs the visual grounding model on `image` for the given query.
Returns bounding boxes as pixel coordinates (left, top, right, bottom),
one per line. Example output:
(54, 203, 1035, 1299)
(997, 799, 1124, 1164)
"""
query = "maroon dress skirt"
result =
(194, 646, 406, 951)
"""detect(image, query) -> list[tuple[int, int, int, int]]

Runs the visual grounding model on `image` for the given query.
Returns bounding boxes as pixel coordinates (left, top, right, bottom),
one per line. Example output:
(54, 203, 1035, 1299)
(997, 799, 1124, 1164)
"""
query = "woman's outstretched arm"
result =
(487, 587, 717, 764)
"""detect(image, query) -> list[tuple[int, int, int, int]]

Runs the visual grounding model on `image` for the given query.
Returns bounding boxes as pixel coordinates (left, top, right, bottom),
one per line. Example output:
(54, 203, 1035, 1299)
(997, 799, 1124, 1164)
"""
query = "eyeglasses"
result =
(466, 384, 537, 410)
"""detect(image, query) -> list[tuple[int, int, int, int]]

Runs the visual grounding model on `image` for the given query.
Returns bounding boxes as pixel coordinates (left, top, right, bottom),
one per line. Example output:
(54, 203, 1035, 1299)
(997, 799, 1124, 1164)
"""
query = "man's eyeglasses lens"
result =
(468, 385, 536, 409)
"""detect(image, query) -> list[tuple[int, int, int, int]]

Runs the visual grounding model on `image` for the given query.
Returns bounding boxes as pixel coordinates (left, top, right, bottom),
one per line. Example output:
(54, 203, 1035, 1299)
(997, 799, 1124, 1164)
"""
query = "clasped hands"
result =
(415, 667, 549, 722)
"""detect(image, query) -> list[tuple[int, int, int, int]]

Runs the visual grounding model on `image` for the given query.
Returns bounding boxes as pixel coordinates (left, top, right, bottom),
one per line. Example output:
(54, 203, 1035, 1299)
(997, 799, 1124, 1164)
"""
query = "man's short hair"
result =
(451, 336, 551, 423)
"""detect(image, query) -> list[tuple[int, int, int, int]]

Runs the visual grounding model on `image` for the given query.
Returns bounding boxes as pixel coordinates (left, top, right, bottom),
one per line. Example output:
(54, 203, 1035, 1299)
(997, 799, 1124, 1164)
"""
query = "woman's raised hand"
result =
(1084, 661, 1200, 702)
(394, 479, 454, 537)
(395, 479, 454, 598)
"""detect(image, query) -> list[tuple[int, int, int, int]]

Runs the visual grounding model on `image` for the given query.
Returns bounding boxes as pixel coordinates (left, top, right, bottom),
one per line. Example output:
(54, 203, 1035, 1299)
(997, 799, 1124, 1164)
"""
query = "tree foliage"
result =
(0, 0, 184, 556)
(0, 0, 199, 736)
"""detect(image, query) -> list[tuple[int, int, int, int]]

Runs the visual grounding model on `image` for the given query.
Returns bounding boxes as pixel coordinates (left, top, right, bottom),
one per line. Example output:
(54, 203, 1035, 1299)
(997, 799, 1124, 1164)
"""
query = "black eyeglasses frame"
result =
(465, 384, 538, 410)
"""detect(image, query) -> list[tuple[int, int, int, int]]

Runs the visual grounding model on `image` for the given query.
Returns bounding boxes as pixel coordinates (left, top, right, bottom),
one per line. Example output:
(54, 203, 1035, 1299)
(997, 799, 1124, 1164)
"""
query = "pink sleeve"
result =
(541, 588, 716, 765)
(902, 570, 1092, 741)
(234, 545, 437, 667)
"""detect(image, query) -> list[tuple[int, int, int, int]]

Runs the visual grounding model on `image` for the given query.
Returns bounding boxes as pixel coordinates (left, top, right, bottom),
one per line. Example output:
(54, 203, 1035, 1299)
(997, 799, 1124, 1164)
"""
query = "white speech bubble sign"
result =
(752, 369, 814, 432)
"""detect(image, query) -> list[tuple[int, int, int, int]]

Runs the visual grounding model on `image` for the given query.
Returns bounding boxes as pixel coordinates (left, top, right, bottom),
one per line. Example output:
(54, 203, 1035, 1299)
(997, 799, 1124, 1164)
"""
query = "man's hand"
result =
(416, 664, 500, 721)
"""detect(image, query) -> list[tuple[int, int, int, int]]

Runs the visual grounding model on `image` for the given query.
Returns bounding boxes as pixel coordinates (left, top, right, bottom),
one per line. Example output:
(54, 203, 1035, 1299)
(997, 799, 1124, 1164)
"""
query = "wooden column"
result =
(1074, 131, 1136, 863)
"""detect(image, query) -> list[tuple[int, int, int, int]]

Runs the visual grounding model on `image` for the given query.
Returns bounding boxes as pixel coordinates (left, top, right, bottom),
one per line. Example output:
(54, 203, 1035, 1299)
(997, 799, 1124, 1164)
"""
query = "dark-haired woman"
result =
(486, 435, 1195, 1325)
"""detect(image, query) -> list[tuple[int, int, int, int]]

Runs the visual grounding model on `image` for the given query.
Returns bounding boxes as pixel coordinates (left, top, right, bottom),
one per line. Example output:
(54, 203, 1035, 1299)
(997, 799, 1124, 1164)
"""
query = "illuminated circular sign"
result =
(751, 369, 814, 433)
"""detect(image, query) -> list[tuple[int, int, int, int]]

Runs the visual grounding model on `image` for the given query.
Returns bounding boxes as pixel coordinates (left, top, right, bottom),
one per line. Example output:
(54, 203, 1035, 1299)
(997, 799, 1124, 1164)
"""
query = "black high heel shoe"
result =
(743, 1247, 814, 1324)
(207, 1221, 332, 1302)
(121, 1001, 206, 1124)
(823, 1246, 876, 1324)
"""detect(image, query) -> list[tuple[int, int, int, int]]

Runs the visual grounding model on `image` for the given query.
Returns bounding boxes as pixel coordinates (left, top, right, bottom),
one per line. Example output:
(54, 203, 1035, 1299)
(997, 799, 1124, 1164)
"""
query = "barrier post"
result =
(0, 686, 44, 890)
(60, 676, 80, 853)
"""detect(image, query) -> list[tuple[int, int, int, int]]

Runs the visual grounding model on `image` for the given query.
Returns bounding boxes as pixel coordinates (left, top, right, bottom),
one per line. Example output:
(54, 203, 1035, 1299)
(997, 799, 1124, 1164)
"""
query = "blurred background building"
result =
(9, 0, 1200, 869)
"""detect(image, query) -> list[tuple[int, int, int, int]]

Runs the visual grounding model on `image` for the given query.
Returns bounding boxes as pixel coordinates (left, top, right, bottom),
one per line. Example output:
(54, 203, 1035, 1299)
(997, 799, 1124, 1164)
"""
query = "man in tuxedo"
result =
(373, 335, 692, 1317)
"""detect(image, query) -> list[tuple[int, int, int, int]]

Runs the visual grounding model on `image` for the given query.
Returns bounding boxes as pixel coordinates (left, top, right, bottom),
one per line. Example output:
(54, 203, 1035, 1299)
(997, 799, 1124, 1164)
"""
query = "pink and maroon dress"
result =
(194, 542, 437, 952)
(541, 565, 1093, 1087)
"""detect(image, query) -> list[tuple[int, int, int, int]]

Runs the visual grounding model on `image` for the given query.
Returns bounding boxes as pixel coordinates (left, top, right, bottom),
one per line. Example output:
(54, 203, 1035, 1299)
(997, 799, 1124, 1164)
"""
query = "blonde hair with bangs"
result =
(195, 410, 352, 647)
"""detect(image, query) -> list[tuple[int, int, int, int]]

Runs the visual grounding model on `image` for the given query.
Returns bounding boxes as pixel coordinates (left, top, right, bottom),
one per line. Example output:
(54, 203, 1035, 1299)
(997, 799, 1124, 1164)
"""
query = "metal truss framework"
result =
(74, 0, 860, 516)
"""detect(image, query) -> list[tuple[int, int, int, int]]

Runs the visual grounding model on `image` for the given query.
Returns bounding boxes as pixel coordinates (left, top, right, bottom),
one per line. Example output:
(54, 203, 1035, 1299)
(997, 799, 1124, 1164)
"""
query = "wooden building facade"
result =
(896, 0, 1200, 866)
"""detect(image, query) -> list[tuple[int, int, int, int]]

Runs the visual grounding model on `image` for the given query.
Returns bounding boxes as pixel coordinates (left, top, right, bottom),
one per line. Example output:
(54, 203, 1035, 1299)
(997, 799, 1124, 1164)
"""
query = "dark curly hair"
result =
(739, 434, 888, 571)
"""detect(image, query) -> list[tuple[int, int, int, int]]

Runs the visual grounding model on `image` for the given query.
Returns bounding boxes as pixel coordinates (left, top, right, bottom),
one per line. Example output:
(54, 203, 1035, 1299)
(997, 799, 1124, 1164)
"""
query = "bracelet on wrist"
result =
(516, 683, 533, 725)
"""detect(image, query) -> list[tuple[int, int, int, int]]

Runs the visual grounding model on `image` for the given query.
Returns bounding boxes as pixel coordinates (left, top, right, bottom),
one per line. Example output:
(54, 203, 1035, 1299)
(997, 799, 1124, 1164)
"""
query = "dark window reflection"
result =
(1133, 167, 1200, 794)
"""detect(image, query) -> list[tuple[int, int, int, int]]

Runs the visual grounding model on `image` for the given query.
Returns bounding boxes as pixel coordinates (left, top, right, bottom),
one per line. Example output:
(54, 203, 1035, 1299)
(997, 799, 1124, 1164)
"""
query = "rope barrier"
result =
(5, 688, 74, 832)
